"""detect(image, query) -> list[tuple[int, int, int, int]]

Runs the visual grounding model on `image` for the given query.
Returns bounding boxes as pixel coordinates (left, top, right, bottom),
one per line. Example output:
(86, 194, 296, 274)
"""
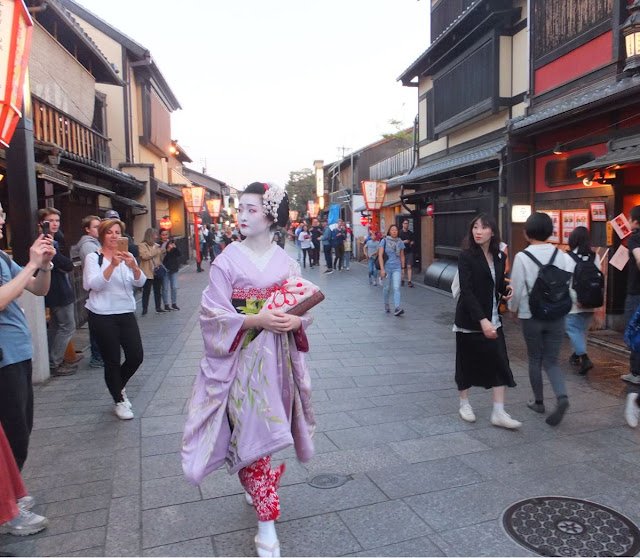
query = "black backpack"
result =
(568, 251, 604, 308)
(523, 249, 572, 320)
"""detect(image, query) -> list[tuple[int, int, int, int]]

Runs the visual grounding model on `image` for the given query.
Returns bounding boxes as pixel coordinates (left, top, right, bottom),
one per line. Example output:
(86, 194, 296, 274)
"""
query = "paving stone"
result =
(74, 508, 110, 531)
(142, 398, 187, 418)
(311, 397, 377, 415)
(214, 513, 361, 557)
(325, 422, 422, 450)
(314, 411, 360, 432)
(140, 432, 184, 457)
(367, 456, 487, 499)
(142, 475, 202, 509)
(143, 537, 215, 557)
(141, 415, 185, 437)
(404, 480, 524, 532)
(347, 403, 428, 426)
(44, 493, 111, 519)
(437, 520, 536, 556)
(1, 527, 106, 557)
(338, 500, 429, 549)
(346, 535, 446, 557)
(106, 495, 140, 557)
(389, 431, 492, 463)
(278, 474, 388, 522)
(141, 452, 183, 480)
(304, 446, 409, 477)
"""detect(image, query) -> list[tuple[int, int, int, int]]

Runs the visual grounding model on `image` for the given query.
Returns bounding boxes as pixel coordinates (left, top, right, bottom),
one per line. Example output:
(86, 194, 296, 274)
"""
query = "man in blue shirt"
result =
(0, 202, 55, 470)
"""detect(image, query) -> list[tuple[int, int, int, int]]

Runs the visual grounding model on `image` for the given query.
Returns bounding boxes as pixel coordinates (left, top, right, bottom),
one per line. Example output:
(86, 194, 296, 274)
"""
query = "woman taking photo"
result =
(378, 224, 405, 316)
(139, 228, 166, 315)
(298, 223, 312, 269)
(83, 219, 146, 420)
(159, 229, 181, 312)
(454, 214, 521, 429)
(565, 226, 601, 375)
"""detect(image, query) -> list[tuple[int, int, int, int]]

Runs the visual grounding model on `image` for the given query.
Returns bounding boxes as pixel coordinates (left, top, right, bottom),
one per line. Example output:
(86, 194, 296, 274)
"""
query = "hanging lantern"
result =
(622, 0, 640, 73)
(181, 186, 206, 214)
(289, 210, 298, 221)
(205, 198, 222, 219)
(361, 181, 387, 210)
(194, 215, 203, 226)
(426, 205, 435, 217)
(159, 216, 172, 230)
(318, 195, 325, 210)
(0, 0, 33, 148)
(307, 200, 319, 218)
(360, 215, 369, 226)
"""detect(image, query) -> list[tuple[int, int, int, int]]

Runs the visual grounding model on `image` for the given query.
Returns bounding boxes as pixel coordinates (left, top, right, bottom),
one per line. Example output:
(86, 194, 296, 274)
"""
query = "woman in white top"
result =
(509, 212, 574, 427)
(83, 219, 147, 420)
(298, 223, 312, 269)
(565, 226, 601, 375)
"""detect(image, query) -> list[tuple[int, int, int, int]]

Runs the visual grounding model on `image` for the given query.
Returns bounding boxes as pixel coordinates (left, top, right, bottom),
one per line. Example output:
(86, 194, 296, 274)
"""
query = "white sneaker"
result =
(491, 409, 522, 429)
(621, 373, 640, 384)
(121, 389, 132, 409)
(459, 403, 476, 423)
(0, 509, 49, 536)
(17, 495, 34, 511)
(114, 402, 134, 420)
(625, 393, 639, 428)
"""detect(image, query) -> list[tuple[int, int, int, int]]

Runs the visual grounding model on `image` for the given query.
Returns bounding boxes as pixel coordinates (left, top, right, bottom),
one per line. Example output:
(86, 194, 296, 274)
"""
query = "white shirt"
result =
(83, 252, 147, 315)
(508, 243, 574, 319)
(298, 231, 312, 250)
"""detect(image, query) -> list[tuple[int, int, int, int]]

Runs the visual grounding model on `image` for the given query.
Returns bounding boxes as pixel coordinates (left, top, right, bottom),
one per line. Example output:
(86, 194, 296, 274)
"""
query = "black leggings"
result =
(302, 248, 311, 267)
(142, 275, 163, 311)
(0, 360, 33, 470)
(88, 311, 144, 404)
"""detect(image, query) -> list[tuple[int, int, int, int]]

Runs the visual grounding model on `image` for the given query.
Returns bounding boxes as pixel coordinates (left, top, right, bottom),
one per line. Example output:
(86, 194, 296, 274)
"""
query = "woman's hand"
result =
(110, 252, 124, 267)
(122, 252, 137, 270)
(379, 268, 386, 278)
(502, 285, 514, 301)
(480, 318, 498, 339)
(258, 311, 301, 334)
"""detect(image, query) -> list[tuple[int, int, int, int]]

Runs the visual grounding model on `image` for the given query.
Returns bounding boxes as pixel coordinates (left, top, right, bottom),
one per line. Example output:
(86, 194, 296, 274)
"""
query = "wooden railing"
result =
(32, 98, 110, 166)
(370, 148, 414, 181)
(431, 0, 477, 41)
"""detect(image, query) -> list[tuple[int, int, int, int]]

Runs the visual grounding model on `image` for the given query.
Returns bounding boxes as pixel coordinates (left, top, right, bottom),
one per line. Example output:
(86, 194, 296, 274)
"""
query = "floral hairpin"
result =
(262, 185, 285, 220)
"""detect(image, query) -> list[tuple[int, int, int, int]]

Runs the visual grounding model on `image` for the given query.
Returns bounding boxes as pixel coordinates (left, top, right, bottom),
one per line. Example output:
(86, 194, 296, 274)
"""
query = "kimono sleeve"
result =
(200, 259, 246, 356)
(288, 260, 314, 333)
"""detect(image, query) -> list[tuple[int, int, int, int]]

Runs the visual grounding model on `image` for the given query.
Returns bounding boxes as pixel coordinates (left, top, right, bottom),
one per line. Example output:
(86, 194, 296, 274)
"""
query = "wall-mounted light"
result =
(553, 143, 564, 155)
(583, 175, 593, 187)
(622, 0, 640, 73)
(512, 205, 532, 223)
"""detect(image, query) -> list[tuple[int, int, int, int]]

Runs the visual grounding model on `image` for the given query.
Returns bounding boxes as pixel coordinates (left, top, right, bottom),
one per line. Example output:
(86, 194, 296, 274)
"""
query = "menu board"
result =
(611, 213, 632, 240)
(541, 210, 560, 243)
(590, 202, 607, 222)
(574, 210, 590, 231)
(562, 211, 575, 244)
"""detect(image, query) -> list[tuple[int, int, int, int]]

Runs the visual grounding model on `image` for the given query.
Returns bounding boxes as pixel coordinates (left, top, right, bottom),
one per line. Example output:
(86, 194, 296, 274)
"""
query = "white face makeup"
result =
(237, 193, 272, 238)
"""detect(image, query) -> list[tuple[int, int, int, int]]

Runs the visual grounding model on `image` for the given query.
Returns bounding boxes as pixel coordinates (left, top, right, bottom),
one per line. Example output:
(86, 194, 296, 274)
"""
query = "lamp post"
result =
(361, 180, 387, 233)
(205, 198, 222, 223)
(181, 186, 206, 267)
(289, 210, 298, 222)
(622, 0, 640, 73)
(307, 200, 319, 220)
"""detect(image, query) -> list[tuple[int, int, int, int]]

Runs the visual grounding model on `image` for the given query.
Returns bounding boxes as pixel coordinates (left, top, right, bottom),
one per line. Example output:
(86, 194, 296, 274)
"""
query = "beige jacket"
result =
(138, 242, 166, 280)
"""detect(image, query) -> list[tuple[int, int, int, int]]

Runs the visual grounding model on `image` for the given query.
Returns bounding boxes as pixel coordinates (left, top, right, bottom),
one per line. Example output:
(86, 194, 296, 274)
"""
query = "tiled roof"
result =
(509, 75, 640, 132)
(573, 134, 640, 172)
(387, 138, 505, 186)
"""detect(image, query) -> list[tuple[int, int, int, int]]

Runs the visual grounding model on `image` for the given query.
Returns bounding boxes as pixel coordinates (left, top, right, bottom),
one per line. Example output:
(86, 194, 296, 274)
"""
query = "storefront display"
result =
(590, 202, 607, 222)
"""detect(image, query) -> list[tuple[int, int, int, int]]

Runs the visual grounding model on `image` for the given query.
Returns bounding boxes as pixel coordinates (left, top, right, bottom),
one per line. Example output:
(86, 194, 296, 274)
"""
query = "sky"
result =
(77, 0, 430, 189)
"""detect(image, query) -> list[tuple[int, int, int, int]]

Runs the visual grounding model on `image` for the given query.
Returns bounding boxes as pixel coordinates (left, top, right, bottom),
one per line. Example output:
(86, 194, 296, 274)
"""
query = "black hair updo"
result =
(242, 182, 290, 229)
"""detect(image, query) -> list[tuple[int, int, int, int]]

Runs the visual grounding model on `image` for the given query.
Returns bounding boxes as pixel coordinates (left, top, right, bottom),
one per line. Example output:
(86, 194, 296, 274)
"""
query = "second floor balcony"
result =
(33, 98, 110, 167)
(370, 148, 414, 181)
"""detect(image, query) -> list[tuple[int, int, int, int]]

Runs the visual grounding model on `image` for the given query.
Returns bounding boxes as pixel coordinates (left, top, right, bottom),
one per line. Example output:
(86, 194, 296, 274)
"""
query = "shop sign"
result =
(590, 202, 607, 222)
(540, 210, 560, 243)
(511, 205, 531, 223)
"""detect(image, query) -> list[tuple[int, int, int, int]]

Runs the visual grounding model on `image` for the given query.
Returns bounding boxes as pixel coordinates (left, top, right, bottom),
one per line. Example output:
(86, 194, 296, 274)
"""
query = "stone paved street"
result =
(1, 247, 638, 557)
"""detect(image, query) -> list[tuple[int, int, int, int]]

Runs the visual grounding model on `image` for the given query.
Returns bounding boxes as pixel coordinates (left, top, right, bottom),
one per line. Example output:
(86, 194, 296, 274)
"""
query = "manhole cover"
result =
(308, 473, 349, 489)
(502, 496, 640, 557)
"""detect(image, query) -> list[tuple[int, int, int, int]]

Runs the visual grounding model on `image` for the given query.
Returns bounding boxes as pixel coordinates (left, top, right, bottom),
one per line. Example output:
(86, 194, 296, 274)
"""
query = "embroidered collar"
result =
(236, 241, 278, 272)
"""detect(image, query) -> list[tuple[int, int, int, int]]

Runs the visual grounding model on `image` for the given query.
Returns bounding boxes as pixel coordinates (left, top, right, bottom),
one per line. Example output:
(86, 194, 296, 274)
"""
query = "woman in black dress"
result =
(454, 214, 521, 429)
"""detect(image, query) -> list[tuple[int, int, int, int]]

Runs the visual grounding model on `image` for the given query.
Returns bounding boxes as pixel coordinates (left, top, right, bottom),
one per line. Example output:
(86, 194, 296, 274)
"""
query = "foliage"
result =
(285, 169, 316, 216)
(382, 119, 413, 147)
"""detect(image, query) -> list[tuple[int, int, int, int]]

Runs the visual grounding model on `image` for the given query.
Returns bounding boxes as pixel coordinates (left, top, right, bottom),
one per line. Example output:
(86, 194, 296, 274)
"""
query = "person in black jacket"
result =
(159, 229, 181, 311)
(38, 208, 78, 377)
(454, 214, 520, 429)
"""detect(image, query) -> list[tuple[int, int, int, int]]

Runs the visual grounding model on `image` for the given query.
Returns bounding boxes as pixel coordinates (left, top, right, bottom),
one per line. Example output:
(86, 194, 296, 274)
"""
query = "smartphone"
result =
(41, 221, 51, 237)
(117, 237, 129, 253)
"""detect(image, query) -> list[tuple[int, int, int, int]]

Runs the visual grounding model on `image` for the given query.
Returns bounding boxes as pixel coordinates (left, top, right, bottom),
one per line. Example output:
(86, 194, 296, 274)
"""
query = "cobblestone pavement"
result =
(1, 247, 638, 557)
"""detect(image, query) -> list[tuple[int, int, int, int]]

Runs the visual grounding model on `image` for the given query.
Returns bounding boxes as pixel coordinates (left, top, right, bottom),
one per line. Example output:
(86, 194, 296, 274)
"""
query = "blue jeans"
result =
(162, 271, 178, 305)
(625, 294, 640, 375)
(368, 258, 379, 282)
(565, 313, 592, 356)
(344, 251, 351, 268)
(383, 269, 401, 308)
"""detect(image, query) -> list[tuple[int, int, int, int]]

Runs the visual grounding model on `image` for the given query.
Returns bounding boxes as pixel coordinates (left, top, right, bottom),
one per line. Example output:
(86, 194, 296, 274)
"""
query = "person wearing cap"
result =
(103, 210, 138, 260)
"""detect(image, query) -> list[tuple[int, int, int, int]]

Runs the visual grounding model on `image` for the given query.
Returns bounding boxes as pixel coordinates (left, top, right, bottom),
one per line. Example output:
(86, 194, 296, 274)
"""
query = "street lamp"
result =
(205, 198, 222, 221)
(0, 0, 33, 148)
(307, 200, 319, 219)
(181, 186, 206, 265)
(362, 180, 387, 232)
(289, 210, 298, 221)
(159, 215, 172, 230)
(622, 0, 640, 73)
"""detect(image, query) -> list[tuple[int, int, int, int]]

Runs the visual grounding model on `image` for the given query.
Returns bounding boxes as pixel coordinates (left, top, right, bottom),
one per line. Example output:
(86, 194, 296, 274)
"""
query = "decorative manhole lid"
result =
(308, 473, 349, 489)
(502, 496, 640, 557)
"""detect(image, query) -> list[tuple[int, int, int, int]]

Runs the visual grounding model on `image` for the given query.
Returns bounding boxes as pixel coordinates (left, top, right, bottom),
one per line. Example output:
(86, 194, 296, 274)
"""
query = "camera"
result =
(41, 221, 51, 237)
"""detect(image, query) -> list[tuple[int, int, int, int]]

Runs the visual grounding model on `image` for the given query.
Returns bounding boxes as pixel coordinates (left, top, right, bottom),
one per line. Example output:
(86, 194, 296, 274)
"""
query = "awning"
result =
(155, 181, 183, 199)
(387, 139, 505, 187)
(573, 135, 640, 174)
(112, 194, 147, 215)
(35, 163, 73, 188)
(73, 180, 114, 196)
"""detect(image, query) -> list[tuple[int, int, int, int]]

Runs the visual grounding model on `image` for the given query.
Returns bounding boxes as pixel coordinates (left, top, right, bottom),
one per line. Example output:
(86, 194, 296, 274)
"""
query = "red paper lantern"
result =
(194, 215, 202, 226)
(360, 215, 369, 226)
(159, 216, 172, 230)
(205, 198, 222, 219)
(0, 0, 33, 148)
(307, 200, 319, 218)
(181, 186, 206, 214)
(361, 181, 387, 211)
(426, 204, 435, 217)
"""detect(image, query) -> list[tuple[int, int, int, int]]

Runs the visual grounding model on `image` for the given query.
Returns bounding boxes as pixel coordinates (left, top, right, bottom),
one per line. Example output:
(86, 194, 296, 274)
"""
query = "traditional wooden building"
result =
(506, 0, 639, 329)
(391, 0, 528, 290)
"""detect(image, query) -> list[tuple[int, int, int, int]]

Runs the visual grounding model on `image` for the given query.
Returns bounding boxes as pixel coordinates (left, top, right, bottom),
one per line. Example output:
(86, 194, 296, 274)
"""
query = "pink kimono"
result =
(182, 242, 316, 487)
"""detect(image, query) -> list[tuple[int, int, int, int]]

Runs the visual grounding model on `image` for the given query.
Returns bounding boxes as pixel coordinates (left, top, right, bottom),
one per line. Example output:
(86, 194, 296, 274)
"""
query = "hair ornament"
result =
(262, 185, 285, 220)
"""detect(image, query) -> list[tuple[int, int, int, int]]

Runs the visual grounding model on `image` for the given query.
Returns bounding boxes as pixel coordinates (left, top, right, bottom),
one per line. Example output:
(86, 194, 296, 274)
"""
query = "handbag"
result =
(152, 255, 167, 279)
(373, 240, 389, 270)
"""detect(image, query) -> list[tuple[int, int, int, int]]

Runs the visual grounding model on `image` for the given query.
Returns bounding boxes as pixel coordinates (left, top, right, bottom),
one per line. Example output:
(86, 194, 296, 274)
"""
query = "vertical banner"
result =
(328, 204, 340, 225)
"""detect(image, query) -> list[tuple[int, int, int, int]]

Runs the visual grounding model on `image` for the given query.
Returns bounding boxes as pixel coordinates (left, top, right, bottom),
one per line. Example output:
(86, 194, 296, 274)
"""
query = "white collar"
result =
(236, 242, 278, 272)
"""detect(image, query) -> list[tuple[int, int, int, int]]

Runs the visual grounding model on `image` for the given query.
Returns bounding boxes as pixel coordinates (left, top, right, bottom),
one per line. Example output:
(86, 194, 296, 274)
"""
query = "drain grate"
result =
(502, 496, 640, 557)
(308, 473, 349, 489)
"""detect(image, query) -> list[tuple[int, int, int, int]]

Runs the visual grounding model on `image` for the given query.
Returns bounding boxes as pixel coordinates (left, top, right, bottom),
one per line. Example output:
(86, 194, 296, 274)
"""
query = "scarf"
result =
(385, 235, 403, 255)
